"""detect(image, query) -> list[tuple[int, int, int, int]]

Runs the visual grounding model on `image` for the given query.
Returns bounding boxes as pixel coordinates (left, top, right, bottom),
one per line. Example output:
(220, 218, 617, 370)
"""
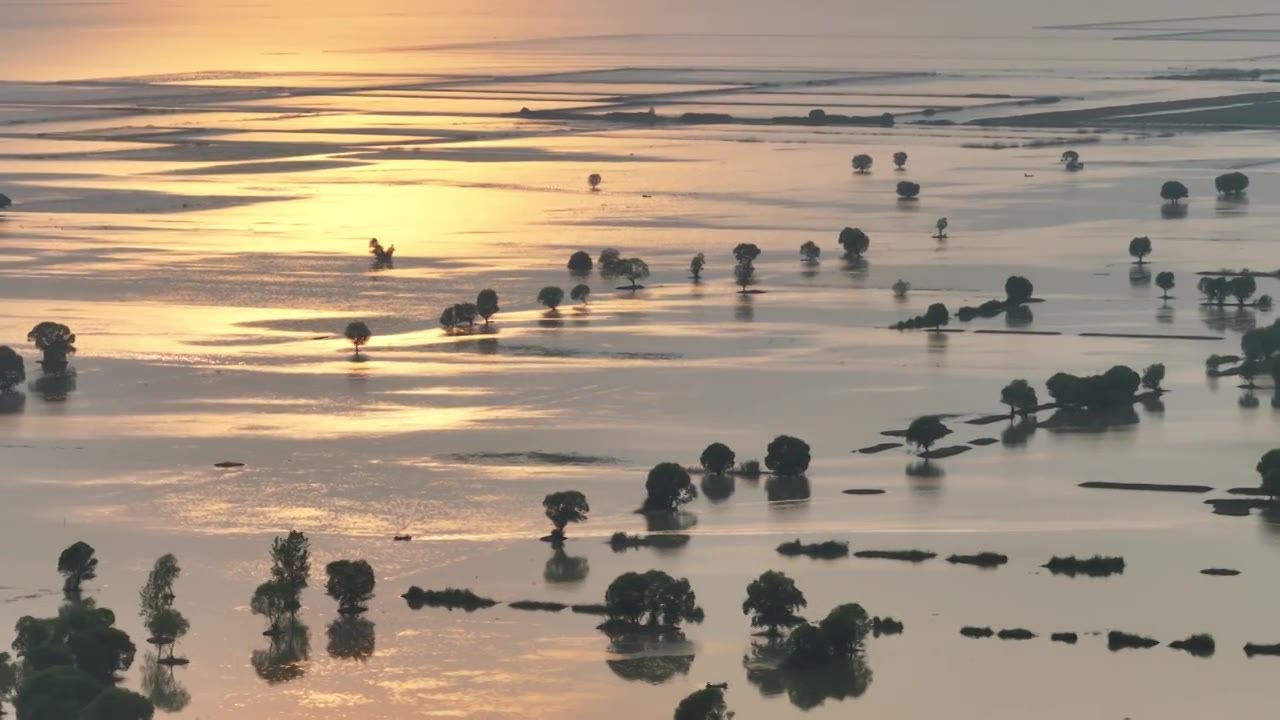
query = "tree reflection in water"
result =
(142, 653, 190, 713)
(700, 473, 735, 503)
(326, 616, 375, 661)
(605, 630, 696, 684)
(765, 475, 811, 503)
(251, 622, 310, 684)
(32, 370, 76, 401)
(744, 639, 873, 710)
(543, 547, 589, 584)
(1001, 418, 1037, 447)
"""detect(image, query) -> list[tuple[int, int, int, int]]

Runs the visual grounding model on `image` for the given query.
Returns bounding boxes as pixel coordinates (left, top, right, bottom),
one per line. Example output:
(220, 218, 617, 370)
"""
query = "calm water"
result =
(2, 1, 1280, 718)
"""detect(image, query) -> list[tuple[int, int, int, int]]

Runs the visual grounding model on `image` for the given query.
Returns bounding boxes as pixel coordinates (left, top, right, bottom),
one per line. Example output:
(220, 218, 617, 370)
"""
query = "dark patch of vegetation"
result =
(674, 686, 730, 720)
(838, 227, 870, 259)
(854, 550, 936, 563)
(842, 488, 886, 496)
(27, 321, 76, 372)
(1078, 482, 1211, 493)
(1128, 236, 1152, 264)
(537, 286, 564, 310)
(997, 628, 1036, 640)
(918, 445, 970, 460)
(969, 437, 999, 446)
(567, 251, 593, 274)
(893, 303, 951, 331)
(603, 570, 703, 629)
(1170, 634, 1215, 658)
(343, 321, 371, 355)
(1045, 365, 1144, 411)
(743, 571, 807, 635)
(700, 442, 736, 474)
(324, 560, 374, 615)
(960, 626, 994, 639)
(765, 435, 811, 476)
(734, 459, 762, 477)
(1108, 631, 1159, 651)
(368, 238, 394, 269)
(857, 442, 902, 454)
(896, 181, 920, 199)
(1244, 643, 1280, 657)
(608, 532, 691, 551)
(689, 252, 705, 280)
(213, 461, 244, 468)
(1201, 568, 1240, 576)
(947, 552, 1008, 568)
(1051, 632, 1078, 644)
(1216, 171, 1250, 198)
(1205, 497, 1269, 516)
(402, 587, 497, 611)
(851, 154, 873, 173)
(1043, 555, 1125, 578)
(905, 416, 952, 454)
(872, 617, 904, 637)
(642, 462, 697, 512)
(542, 490, 589, 543)
(777, 540, 849, 559)
(571, 603, 609, 615)
(508, 600, 568, 612)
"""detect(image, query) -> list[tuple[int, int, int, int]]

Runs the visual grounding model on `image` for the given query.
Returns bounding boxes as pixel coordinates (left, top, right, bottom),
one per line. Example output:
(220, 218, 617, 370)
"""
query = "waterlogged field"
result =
(2, 2, 1280, 719)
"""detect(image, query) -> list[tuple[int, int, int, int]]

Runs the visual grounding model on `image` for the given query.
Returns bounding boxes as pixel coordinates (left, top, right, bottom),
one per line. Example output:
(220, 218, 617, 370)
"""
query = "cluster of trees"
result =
(251, 531, 310, 635)
(597, 249, 651, 288)
(1158, 173, 1250, 205)
(1061, 150, 1084, 170)
(837, 228, 870, 260)
(956, 276, 1034, 322)
(1045, 364, 1161, 410)
(537, 284, 591, 311)
(893, 303, 949, 331)
(440, 289, 500, 330)
(850, 152, 910, 173)
(139, 555, 189, 664)
(742, 571, 872, 668)
(7, 542, 156, 719)
(637, 437, 807, 512)
(1198, 275, 1272, 309)
(603, 571, 703, 629)
(1259, 449, 1280, 501)
(1239, 320, 1280, 389)
(732, 243, 760, 292)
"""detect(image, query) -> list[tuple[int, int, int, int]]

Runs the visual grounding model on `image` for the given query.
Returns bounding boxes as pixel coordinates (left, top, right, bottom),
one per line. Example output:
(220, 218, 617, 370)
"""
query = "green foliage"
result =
(343, 321, 371, 352)
(57, 542, 97, 594)
(893, 151, 908, 168)
(1156, 271, 1175, 298)
(643, 462, 697, 512)
(1005, 276, 1034, 304)
(570, 284, 591, 305)
(1215, 172, 1249, 197)
(67, 626, 136, 683)
(1141, 363, 1165, 392)
(896, 181, 921, 199)
(0, 346, 25, 393)
(1128, 236, 1152, 263)
(819, 604, 870, 657)
(542, 491, 589, 535)
(1228, 275, 1257, 306)
(1000, 379, 1039, 416)
(476, 289, 500, 323)
(139, 554, 180, 621)
(324, 560, 376, 614)
(905, 416, 950, 451)
(1160, 180, 1189, 204)
(733, 243, 762, 264)
(1258, 449, 1280, 480)
(26, 322, 77, 369)
(617, 258, 651, 288)
(700, 442, 736, 474)
(1044, 555, 1125, 578)
(743, 570, 807, 633)
(837, 227, 870, 258)
(799, 241, 820, 262)
(80, 687, 154, 720)
(784, 623, 833, 668)
(12, 666, 105, 720)
(251, 581, 299, 632)
(567, 251, 593, 273)
(270, 530, 310, 596)
(603, 570, 703, 627)
(673, 687, 730, 720)
(689, 253, 705, 280)
(851, 154, 873, 173)
(765, 436, 810, 476)
(145, 609, 188, 656)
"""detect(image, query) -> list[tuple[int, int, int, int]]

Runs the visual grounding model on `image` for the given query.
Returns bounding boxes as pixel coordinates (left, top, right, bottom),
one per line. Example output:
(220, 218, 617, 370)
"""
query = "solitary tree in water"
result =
(733, 243, 761, 265)
(537, 286, 565, 310)
(27, 321, 76, 372)
(934, 217, 948, 239)
(1141, 363, 1166, 393)
(476, 289, 500, 324)
(343, 322, 371, 355)
(838, 227, 870, 258)
(139, 554, 181, 620)
(1161, 181, 1189, 205)
(1156, 272, 1175, 300)
(734, 261, 755, 293)
(892, 279, 911, 298)
(368, 238, 394, 269)
(325, 560, 375, 615)
(0, 193, 11, 210)
(851, 154, 873, 173)
(58, 541, 99, 593)
(1000, 379, 1038, 418)
(674, 687, 731, 720)
(588, 173, 602, 191)
(896, 181, 921, 199)
(689, 253, 705, 280)
(1061, 150, 1079, 165)
(1128, 236, 1152, 265)
(643, 462, 697, 512)
(542, 491, 589, 543)
(893, 151, 908, 170)
(765, 435, 811, 476)
(800, 241, 821, 262)
(700, 442, 736, 474)
(1005, 276, 1034, 305)
(742, 570, 807, 635)
(270, 530, 311, 600)
(570, 284, 591, 306)
(923, 303, 950, 331)
(0, 346, 25, 393)
(1215, 172, 1249, 198)
(617, 258, 650, 289)
(567, 251, 593, 274)
(906, 416, 951, 454)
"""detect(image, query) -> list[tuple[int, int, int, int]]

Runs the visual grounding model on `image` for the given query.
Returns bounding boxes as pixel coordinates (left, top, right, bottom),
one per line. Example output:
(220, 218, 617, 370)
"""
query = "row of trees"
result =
(1198, 276, 1272, 308)
(850, 151, 910, 173)
(439, 289, 501, 331)
(1160, 173, 1250, 204)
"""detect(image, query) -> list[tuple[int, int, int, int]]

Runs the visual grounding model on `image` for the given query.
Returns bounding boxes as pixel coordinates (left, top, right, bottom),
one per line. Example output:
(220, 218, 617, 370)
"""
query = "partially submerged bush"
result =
(893, 303, 949, 331)
(1043, 555, 1125, 578)
(872, 616, 904, 636)
(997, 628, 1036, 640)
(1108, 631, 1159, 651)
(946, 552, 1008, 568)
(402, 587, 496, 611)
(960, 626, 994, 639)
(700, 442, 736, 474)
(607, 532, 691, 551)
(1051, 632, 1078, 644)
(1170, 633, 1215, 657)
(765, 435, 811, 476)
(777, 539, 849, 559)
(855, 550, 936, 562)
(508, 600, 567, 612)
(604, 570, 703, 628)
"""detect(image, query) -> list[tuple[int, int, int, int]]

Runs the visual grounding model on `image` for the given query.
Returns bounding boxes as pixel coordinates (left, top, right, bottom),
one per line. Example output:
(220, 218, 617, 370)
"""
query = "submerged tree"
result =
(251, 581, 298, 635)
(700, 442, 736, 474)
(1199, 276, 1230, 306)
(0, 346, 25, 394)
(570, 284, 591, 306)
(146, 608, 189, 661)
(343, 321, 371, 355)
(141, 653, 190, 712)
(603, 570, 703, 628)
(1156, 271, 1175, 300)
(567, 251, 593, 274)
(0, 193, 11, 210)
(1005, 276, 1034, 305)
(674, 687, 731, 720)
(819, 603, 871, 657)
(451, 302, 478, 328)
(1141, 363, 1166, 393)
(1229, 276, 1258, 306)
(439, 306, 457, 331)
(800, 241, 821, 262)
(542, 490, 589, 542)
(58, 541, 98, 594)
(643, 462, 697, 512)
(851, 154, 873, 173)
(588, 173, 602, 191)
(690, 253, 706, 280)
(325, 560, 375, 615)
(598, 248, 622, 276)
(765, 435, 811, 476)
(1160, 181, 1189, 205)
(1061, 150, 1079, 165)
(837, 227, 870, 258)
(905, 416, 950, 454)
(537, 286, 565, 310)
(27, 321, 76, 372)
(1000, 379, 1039, 418)
(617, 258, 651, 289)
(733, 243, 762, 265)
(934, 217, 948, 239)
(1215, 172, 1249, 198)
(743, 570, 807, 635)
(896, 181, 921, 200)
(1128, 236, 1152, 265)
(893, 151, 908, 170)
(734, 261, 756, 293)
(923, 303, 950, 331)
(476, 289, 500, 324)
(270, 531, 311, 598)
(892, 279, 911, 298)
(139, 554, 180, 621)
(367, 238, 395, 269)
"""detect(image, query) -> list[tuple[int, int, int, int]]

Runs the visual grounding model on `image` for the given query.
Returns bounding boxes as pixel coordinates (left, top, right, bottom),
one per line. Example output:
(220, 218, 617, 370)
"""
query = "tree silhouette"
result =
(1005, 276, 1034, 305)
(1061, 150, 1079, 165)
(1215, 172, 1249, 198)
(733, 243, 762, 265)
(743, 570, 807, 635)
(567, 251, 593, 274)
(689, 253, 705, 280)
(1155, 271, 1175, 300)
(145, 609, 189, 661)
(893, 151, 908, 170)
(476, 289, 500, 324)
(367, 238, 394, 269)
(439, 306, 457, 331)
(837, 227, 870, 258)
(542, 490, 589, 542)
(570, 284, 591, 305)
(892, 279, 910, 298)
(674, 687, 731, 720)
(324, 560, 375, 615)
(1161, 181, 1189, 205)
(0, 193, 10, 210)
(343, 321, 371, 355)
(1228, 276, 1257, 306)
(58, 542, 98, 594)
(1000, 379, 1039, 418)
(851, 154, 873, 173)
(1263, 469, 1280, 503)
(79, 687, 154, 720)
(735, 262, 755, 292)
(700, 442, 736, 474)
(139, 554, 180, 621)
(598, 248, 622, 276)
(643, 462, 697, 512)
(819, 604, 870, 657)
(588, 173, 602, 191)
(251, 581, 298, 634)
(537, 286, 564, 310)
(270, 530, 310, 599)
(934, 217, 948, 239)
(905, 416, 950, 453)
(1128, 236, 1152, 264)
(617, 258, 650, 289)
(27, 322, 76, 372)
(896, 181, 920, 199)
(1141, 363, 1165, 392)
(923, 303, 949, 331)
(800, 241, 821, 262)
(604, 570, 702, 627)
(765, 435, 811, 476)
(0, 346, 25, 394)
(1198, 276, 1230, 305)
